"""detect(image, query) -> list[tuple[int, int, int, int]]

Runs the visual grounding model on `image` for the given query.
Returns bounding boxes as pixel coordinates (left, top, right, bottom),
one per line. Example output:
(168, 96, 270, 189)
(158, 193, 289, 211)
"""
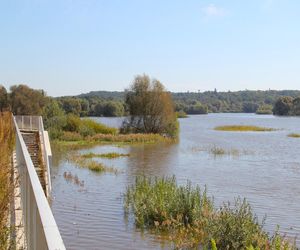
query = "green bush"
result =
(124, 176, 296, 250)
(80, 119, 117, 135)
(64, 114, 81, 132)
(209, 198, 268, 249)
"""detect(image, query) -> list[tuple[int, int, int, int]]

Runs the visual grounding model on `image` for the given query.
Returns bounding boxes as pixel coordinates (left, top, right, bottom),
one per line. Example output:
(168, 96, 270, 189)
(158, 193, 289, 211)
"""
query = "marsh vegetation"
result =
(68, 153, 118, 174)
(214, 125, 276, 132)
(81, 152, 130, 159)
(124, 176, 296, 249)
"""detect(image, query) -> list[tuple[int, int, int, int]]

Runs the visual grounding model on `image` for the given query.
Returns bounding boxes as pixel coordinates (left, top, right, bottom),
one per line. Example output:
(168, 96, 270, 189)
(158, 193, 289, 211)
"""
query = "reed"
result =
(0, 112, 14, 247)
(124, 176, 296, 249)
(215, 125, 275, 132)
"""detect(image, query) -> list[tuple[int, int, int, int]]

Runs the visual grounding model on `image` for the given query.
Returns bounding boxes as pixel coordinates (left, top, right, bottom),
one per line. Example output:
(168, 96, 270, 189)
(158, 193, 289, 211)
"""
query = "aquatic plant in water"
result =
(124, 176, 296, 249)
(81, 152, 130, 159)
(67, 154, 118, 174)
(214, 125, 275, 132)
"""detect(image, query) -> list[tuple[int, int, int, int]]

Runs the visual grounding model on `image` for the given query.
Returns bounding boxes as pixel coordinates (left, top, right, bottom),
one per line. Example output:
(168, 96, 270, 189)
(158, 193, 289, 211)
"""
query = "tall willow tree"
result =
(121, 74, 178, 137)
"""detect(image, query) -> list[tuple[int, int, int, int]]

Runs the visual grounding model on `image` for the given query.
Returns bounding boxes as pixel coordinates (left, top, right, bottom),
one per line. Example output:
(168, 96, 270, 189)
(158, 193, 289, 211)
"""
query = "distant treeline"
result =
(68, 89, 300, 116)
(1, 85, 300, 117)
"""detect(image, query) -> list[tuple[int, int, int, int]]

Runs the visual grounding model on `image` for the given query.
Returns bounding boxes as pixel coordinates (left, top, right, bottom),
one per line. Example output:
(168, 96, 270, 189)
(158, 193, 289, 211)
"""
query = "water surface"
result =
(51, 113, 300, 249)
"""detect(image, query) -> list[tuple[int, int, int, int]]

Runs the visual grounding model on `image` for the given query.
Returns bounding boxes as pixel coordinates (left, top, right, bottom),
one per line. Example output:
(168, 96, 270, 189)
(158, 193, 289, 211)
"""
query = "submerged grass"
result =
(81, 152, 130, 159)
(124, 176, 296, 250)
(214, 125, 276, 132)
(0, 112, 14, 248)
(287, 133, 300, 138)
(68, 153, 118, 174)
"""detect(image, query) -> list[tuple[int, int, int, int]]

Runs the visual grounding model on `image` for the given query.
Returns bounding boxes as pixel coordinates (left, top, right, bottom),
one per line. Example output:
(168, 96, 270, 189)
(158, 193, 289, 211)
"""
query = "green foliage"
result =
(256, 104, 273, 114)
(0, 86, 9, 111)
(124, 176, 213, 229)
(243, 102, 259, 113)
(80, 119, 117, 135)
(60, 97, 82, 116)
(176, 110, 188, 118)
(211, 239, 217, 250)
(10, 84, 48, 115)
(94, 101, 124, 117)
(57, 95, 125, 117)
(209, 198, 268, 249)
(291, 97, 300, 115)
(273, 96, 294, 115)
(122, 74, 178, 138)
(124, 176, 296, 250)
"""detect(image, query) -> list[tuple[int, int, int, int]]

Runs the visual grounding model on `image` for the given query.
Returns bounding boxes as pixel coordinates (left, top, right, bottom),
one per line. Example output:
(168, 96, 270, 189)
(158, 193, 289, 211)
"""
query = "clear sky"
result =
(0, 0, 299, 96)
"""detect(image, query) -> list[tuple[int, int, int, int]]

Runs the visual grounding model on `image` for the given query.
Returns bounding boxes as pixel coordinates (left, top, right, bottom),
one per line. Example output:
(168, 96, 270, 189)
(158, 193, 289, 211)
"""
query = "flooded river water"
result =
(51, 113, 300, 249)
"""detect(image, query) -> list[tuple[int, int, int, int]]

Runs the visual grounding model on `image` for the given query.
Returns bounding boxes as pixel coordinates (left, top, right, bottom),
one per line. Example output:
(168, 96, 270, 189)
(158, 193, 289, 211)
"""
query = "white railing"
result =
(15, 115, 41, 131)
(15, 115, 52, 196)
(13, 117, 65, 250)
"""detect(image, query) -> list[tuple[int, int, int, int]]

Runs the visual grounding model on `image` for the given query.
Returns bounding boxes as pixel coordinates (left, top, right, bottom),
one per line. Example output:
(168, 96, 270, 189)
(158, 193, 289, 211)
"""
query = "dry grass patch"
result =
(0, 112, 14, 247)
(214, 125, 275, 132)
(287, 133, 300, 138)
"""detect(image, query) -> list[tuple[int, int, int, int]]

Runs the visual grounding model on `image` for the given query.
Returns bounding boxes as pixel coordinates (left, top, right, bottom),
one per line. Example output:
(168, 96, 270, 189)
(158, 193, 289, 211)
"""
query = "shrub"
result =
(124, 176, 296, 250)
(80, 119, 117, 135)
(63, 114, 81, 132)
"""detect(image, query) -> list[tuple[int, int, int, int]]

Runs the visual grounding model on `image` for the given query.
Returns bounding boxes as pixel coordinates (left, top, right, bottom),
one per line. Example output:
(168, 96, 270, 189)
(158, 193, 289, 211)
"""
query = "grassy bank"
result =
(47, 114, 176, 148)
(214, 125, 275, 132)
(0, 112, 14, 247)
(54, 132, 174, 148)
(124, 176, 296, 249)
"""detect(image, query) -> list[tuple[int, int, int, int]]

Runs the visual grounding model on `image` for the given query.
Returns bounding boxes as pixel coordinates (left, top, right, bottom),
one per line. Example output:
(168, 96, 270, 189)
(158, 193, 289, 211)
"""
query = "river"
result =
(51, 113, 300, 249)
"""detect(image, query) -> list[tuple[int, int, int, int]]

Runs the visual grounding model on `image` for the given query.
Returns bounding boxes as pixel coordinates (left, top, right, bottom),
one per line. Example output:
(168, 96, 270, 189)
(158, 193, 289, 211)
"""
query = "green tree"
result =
(10, 84, 48, 115)
(0, 86, 9, 111)
(291, 97, 300, 116)
(256, 104, 273, 114)
(243, 102, 259, 113)
(273, 96, 294, 116)
(121, 74, 178, 137)
(60, 97, 82, 116)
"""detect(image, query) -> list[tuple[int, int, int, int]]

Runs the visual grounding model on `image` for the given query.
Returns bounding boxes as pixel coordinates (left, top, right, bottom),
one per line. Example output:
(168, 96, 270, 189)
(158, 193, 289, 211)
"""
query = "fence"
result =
(13, 116, 65, 250)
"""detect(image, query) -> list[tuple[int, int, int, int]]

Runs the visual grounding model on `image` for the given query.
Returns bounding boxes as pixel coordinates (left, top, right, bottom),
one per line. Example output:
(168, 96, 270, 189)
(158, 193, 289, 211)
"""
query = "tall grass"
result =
(215, 125, 275, 132)
(0, 112, 14, 248)
(124, 176, 296, 249)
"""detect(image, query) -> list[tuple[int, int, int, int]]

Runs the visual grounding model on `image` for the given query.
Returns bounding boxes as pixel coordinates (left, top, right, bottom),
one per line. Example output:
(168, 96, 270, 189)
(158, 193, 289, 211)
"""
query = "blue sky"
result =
(0, 0, 299, 96)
